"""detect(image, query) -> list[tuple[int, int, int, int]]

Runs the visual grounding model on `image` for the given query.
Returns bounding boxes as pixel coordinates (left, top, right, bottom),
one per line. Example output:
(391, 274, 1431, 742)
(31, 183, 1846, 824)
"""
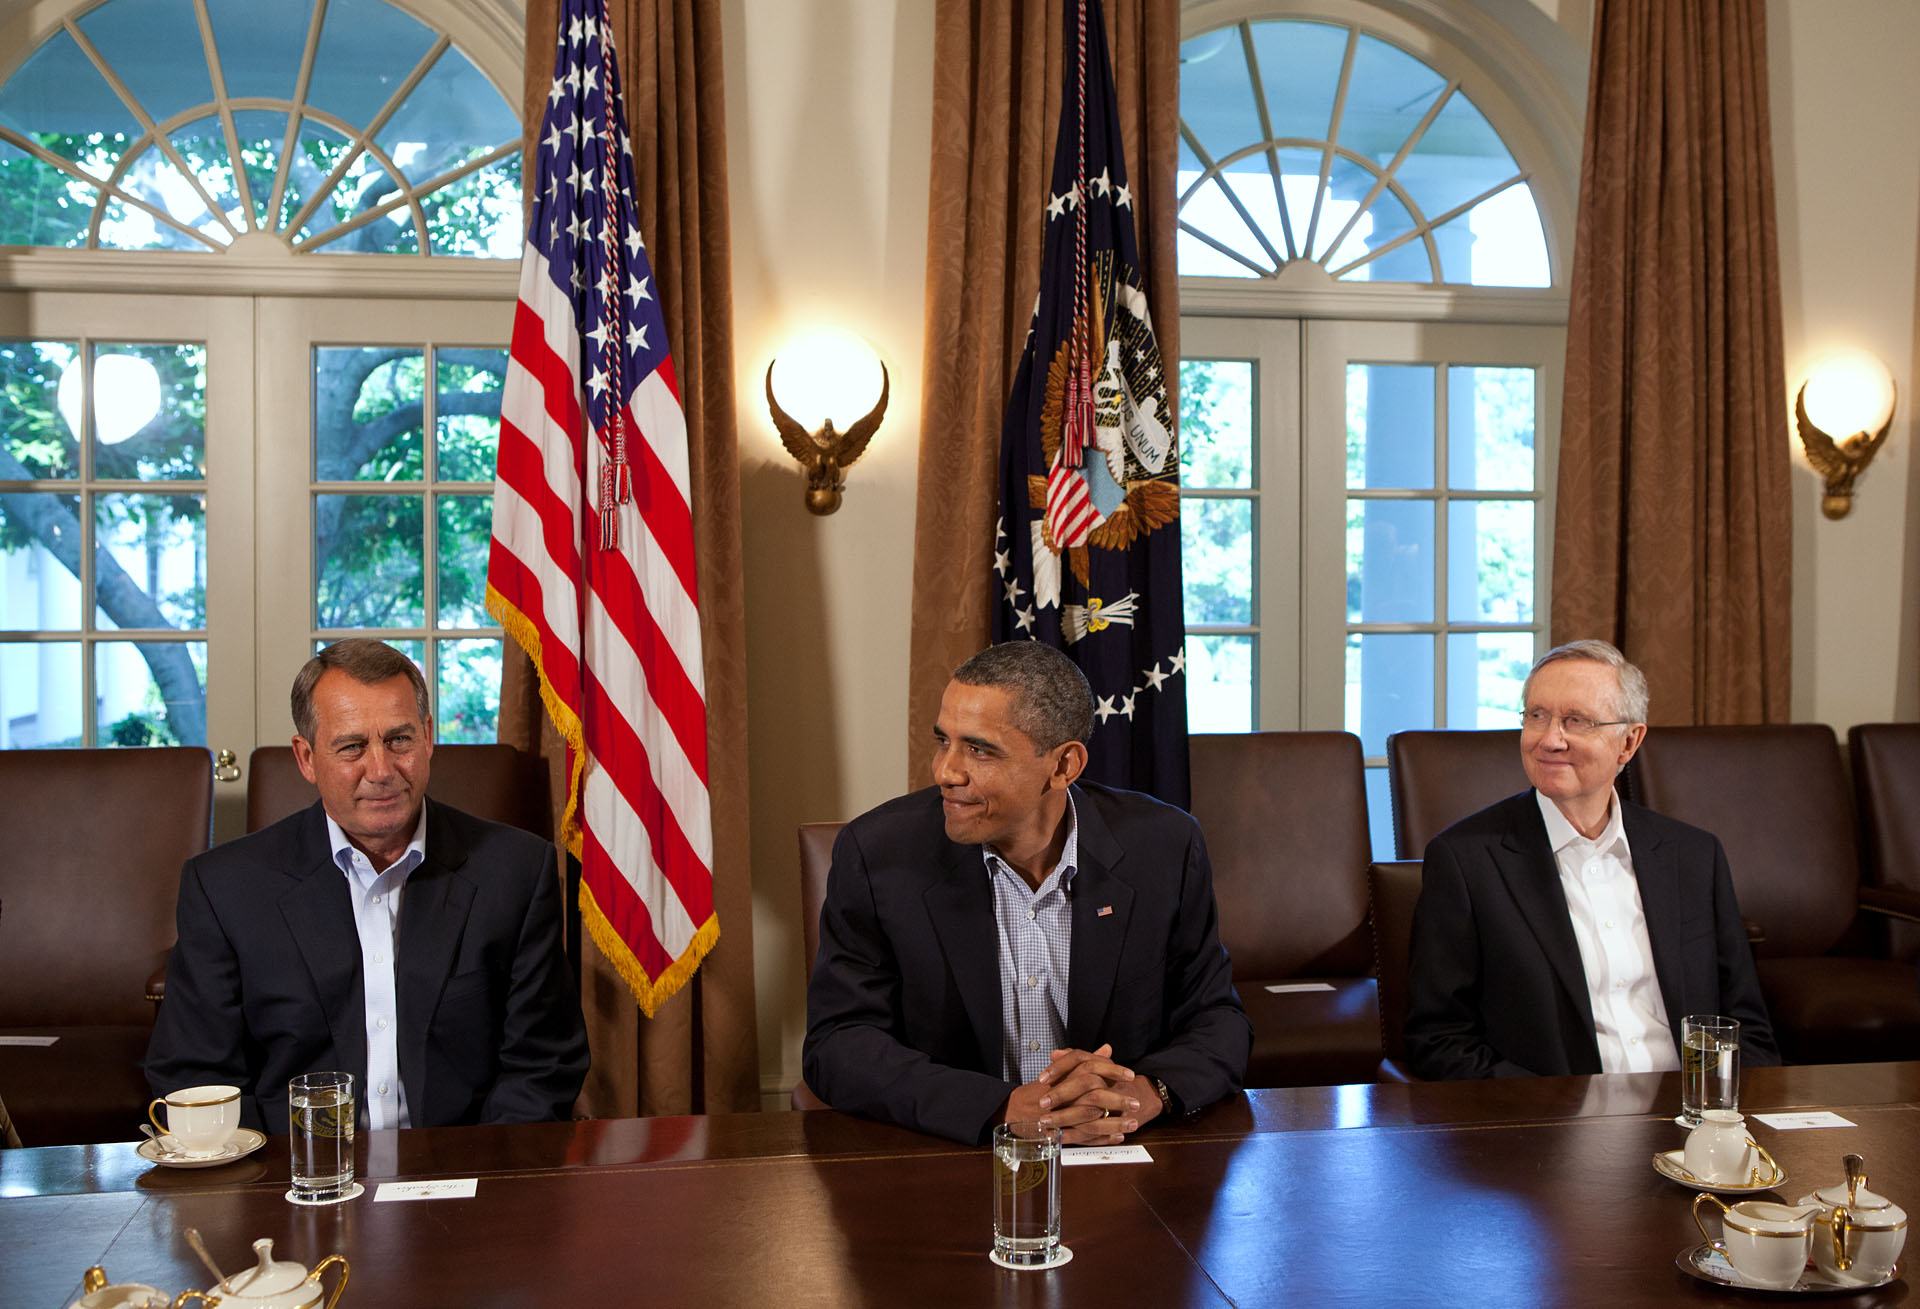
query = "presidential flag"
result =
(486, 0, 715, 1016)
(993, 0, 1188, 805)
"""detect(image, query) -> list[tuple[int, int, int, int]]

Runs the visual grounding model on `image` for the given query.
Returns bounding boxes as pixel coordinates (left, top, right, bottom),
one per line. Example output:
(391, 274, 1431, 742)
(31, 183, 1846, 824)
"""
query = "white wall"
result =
(722, 0, 935, 1105)
(1768, 0, 1920, 726)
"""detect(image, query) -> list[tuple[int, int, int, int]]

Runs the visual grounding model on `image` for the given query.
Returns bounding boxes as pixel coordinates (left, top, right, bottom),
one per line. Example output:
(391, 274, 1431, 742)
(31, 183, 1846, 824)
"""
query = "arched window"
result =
(0, 0, 522, 808)
(0, 0, 521, 254)
(1175, 6, 1576, 851)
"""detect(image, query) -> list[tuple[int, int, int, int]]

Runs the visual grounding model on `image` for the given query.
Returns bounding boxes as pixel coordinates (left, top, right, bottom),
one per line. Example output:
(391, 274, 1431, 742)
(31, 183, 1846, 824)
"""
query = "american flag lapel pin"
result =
(1097, 905, 1114, 917)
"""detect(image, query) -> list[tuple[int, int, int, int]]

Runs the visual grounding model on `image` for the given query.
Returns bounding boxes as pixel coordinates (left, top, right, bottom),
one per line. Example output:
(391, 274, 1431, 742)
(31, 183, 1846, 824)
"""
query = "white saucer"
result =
(1677, 1242, 1901, 1294)
(1654, 1148, 1785, 1195)
(990, 1245, 1073, 1271)
(137, 1128, 266, 1169)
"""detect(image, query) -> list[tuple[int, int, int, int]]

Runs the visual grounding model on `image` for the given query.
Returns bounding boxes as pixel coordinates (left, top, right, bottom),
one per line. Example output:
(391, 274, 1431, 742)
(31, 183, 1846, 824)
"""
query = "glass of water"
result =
(288, 1071, 357, 1205)
(1681, 1015, 1740, 1126)
(991, 1121, 1063, 1269)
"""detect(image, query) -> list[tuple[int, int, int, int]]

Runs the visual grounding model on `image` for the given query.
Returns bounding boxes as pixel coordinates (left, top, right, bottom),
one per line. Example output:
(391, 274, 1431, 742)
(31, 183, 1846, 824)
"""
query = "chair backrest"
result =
(797, 821, 843, 980)
(0, 748, 212, 1026)
(1848, 724, 1920, 960)
(1386, 730, 1528, 859)
(1367, 860, 1424, 1065)
(247, 743, 554, 839)
(1631, 724, 1857, 958)
(1188, 731, 1372, 978)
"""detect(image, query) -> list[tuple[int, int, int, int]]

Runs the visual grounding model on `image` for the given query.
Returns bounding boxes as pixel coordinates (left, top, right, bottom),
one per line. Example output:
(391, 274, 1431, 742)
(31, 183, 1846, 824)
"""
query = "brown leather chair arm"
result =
(1859, 886, 1920, 925)
(147, 954, 169, 1005)
(1743, 917, 1765, 944)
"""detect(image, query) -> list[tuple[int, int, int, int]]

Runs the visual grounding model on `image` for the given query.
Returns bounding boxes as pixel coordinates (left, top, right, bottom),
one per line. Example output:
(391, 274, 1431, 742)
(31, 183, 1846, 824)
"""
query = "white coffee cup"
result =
(1798, 1182, 1908, 1287)
(1693, 1194, 1818, 1290)
(1683, 1109, 1761, 1186)
(147, 1084, 240, 1156)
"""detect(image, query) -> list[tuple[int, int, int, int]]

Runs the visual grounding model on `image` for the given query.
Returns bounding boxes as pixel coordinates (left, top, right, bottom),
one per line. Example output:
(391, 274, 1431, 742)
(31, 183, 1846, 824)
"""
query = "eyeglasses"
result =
(1520, 708, 1632, 737)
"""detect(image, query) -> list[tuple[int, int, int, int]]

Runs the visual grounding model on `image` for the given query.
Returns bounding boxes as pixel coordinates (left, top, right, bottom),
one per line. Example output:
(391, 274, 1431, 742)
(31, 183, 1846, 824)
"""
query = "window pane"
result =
(1181, 498, 1252, 625)
(0, 495, 82, 630)
(90, 344, 206, 479)
(1249, 22, 1348, 141)
(278, 119, 358, 241)
(1178, 360, 1253, 490)
(95, 493, 206, 630)
(1446, 501, 1532, 623)
(1176, 175, 1272, 277)
(1346, 631, 1432, 754)
(1447, 366, 1534, 491)
(307, 0, 436, 134)
(0, 140, 95, 248)
(75, 0, 215, 126)
(1446, 632, 1534, 729)
(318, 636, 422, 667)
(1393, 92, 1519, 225)
(95, 639, 206, 746)
(1337, 35, 1448, 162)
(315, 493, 423, 628)
(435, 350, 506, 481)
(315, 348, 424, 480)
(101, 182, 218, 251)
(1347, 499, 1433, 622)
(1325, 186, 1424, 282)
(1187, 635, 1251, 733)
(0, 30, 139, 184)
(1, 640, 81, 746)
(207, 0, 312, 101)
(1, 341, 80, 477)
(436, 493, 492, 629)
(375, 51, 520, 181)
(1434, 186, 1550, 288)
(436, 637, 501, 743)
(1346, 364, 1434, 489)
(1364, 765, 1393, 861)
(422, 154, 523, 259)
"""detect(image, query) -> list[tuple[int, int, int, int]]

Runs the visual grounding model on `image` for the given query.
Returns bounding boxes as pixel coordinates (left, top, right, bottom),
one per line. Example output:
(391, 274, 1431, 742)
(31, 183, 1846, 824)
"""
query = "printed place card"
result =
(1749, 1111, 1856, 1131)
(0, 1035, 59, 1046)
(374, 1178, 478, 1201)
(1061, 1145, 1152, 1166)
(1265, 982, 1336, 994)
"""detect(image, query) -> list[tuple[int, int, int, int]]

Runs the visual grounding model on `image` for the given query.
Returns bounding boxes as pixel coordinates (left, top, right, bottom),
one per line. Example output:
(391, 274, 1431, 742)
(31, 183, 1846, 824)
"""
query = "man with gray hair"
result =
(804, 642, 1250, 1144)
(148, 638, 587, 1132)
(1405, 639, 1778, 1079)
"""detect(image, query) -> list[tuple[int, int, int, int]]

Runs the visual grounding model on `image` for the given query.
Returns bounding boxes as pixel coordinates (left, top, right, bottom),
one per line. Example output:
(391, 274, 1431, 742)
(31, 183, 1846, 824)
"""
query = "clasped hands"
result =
(1000, 1043, 1162, 1146)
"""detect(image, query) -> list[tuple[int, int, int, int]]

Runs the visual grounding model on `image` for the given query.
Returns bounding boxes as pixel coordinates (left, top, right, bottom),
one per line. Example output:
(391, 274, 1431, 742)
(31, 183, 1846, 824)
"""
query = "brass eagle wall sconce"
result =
(766, 350, 889, 516)
(1795, 353, 1897, 521)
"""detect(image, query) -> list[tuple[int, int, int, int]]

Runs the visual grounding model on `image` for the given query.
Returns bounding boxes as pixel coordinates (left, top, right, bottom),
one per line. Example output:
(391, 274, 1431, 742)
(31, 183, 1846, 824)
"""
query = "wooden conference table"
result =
(3, 1063, 1916, 1308)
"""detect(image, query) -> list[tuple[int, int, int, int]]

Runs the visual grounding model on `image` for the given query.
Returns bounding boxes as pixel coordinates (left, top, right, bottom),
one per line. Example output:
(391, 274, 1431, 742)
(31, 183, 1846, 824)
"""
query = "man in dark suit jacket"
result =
(803, 644, 1250, 1145)
(147, 640, 587, 1133)
(1405, 640, 1778, 1080)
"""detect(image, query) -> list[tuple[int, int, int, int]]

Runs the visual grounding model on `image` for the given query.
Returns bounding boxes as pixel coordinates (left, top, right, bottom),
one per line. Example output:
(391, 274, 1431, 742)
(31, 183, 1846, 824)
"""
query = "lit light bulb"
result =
(768, 328, 883, 434)
(1802, 352, 1895, 437)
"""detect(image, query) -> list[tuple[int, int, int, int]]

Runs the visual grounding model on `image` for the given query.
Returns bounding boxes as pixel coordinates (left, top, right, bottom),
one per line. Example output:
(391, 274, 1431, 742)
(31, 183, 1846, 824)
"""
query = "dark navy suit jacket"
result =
(147, 799, 587, 1132)
(1405, 790, 1779, 1080)
(802, 783, 1250, 1143)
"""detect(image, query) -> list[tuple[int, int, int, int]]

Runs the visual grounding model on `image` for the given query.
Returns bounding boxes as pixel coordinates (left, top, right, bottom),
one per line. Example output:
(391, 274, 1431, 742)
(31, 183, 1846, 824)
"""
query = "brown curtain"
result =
(1552, 0, 1792, 724)
(502, 0, 758, 1117)
(904, 0, 1182, 786)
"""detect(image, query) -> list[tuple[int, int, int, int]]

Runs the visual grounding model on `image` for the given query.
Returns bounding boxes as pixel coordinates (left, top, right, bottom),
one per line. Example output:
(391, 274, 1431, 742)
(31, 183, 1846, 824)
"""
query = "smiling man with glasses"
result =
(1402, 639, 1778, 1080)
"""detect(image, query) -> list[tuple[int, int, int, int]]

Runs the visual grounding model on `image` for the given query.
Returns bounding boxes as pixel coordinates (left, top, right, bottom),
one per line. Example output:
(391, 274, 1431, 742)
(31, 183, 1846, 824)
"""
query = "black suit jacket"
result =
(801, 783, 1251, 1144)
(1405, 790, 1779, 1080)
(146, 800, 588, 1132)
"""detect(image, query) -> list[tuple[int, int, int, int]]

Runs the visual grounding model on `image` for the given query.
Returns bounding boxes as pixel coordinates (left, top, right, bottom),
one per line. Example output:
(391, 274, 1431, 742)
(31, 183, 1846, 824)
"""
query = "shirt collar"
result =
(325, 802, 429, 879)
(1536, 787, 1630, 861)
(982, 789, 1080, 891)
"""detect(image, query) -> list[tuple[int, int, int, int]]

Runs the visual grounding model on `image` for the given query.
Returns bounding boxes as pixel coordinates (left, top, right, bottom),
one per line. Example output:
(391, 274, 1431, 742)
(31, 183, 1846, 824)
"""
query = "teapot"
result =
(1796, 1154, 1908, 1287)
(171, 1239, 348, 1309)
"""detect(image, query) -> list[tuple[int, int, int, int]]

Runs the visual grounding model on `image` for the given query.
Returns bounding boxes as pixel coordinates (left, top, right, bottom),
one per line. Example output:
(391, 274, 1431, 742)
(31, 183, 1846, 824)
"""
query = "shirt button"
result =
(373, 954, 383, 966)
(1028, 1040, 1040, 1052)
(378, 1082, 390, 1096)
(1027, 909, 1036, 921)
(1026, 976, 1037, 987)
(1604, 920, 1615, 929)
(377, 1018, 388, 1030)
(372, 895, 382, 905)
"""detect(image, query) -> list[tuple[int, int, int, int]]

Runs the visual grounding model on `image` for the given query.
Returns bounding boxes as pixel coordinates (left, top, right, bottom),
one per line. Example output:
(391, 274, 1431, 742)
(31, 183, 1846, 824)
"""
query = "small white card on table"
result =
(0, 1036, 59, 1046)
(1264, 982, 1335, 994)
(374, 1179, 478, 1201)
(1061, 1145, 1152, 1165)
(1749, 1111, 1856, 1130)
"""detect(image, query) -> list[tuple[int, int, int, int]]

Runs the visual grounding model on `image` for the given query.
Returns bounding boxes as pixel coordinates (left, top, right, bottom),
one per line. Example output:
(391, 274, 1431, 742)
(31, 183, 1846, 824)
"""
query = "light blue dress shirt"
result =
(324, 807, 427, 1130)
(985, 793, 1079, 1085)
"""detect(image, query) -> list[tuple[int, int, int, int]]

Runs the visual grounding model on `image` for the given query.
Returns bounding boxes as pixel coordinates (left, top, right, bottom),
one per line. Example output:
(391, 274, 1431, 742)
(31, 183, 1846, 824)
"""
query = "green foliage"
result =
(105, 710, 173, 747)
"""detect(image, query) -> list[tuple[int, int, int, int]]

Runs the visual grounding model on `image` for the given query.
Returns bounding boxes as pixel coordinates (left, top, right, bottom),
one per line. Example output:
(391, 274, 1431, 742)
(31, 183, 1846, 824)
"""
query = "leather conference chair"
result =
(245, 743, 554, 839)
(791, 821, 843, 1111)
(1366, 861, 1424, 1082)
(1633, 724, 1920, 1065)
(0, 747, 213, 1145)
(1847, 724, 1920, 963)
(1386, 730, 1528, 859)
(1189, 731, 1381, 1087)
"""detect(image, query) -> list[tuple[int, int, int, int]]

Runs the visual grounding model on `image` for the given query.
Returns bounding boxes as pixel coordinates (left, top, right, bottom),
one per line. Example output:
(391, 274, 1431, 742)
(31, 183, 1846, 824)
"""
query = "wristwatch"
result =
(1150, 1075, 1177, 1117)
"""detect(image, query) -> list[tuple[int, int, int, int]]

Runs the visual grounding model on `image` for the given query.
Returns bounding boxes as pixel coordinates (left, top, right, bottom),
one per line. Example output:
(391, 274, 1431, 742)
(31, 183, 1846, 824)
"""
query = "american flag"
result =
(993, 0, 1189, 805)
(486, 0, 715, 1017)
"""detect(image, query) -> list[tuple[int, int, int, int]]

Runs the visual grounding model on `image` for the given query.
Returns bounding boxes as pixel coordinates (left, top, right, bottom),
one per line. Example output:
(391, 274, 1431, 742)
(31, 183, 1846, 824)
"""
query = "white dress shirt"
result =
(1536, 789, 1679, 1074)
(985, 793, 1079, 1085)
(325, 807, 428, 1130)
